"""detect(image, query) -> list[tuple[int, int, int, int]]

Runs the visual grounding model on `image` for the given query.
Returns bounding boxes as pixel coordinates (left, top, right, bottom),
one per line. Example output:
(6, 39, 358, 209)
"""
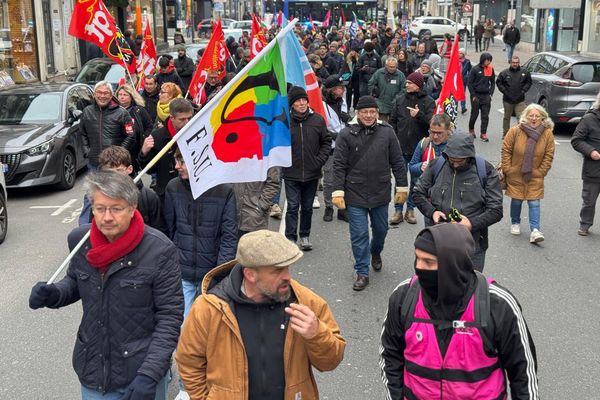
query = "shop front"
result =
(0, 0, 39, 88)
(528, 0, 581, 52)
(584, 0, 600, 54)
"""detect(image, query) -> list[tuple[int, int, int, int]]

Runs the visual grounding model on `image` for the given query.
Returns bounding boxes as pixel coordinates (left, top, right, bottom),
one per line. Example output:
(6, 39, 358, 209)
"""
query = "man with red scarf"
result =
(29, 171, 184, 400)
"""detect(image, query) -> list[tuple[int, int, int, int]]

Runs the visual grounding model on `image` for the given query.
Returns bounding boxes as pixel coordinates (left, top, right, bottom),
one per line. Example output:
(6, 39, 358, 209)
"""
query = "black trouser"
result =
(347, 79, 360, 109)
(475, 37, 482, 52)
(284, 179, 319, 241)
(580, 180, 600, 229)
(469, 94, 492, 135)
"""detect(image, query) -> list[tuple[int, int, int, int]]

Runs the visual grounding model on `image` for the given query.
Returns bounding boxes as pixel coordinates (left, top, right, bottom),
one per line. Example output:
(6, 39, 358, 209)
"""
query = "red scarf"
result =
(86, 209, 145, 274)
(167, 118, 177, 137)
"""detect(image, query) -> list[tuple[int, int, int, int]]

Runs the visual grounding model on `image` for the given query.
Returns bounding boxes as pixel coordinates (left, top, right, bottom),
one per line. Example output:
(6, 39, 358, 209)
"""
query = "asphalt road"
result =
(1, 45, 599, 399)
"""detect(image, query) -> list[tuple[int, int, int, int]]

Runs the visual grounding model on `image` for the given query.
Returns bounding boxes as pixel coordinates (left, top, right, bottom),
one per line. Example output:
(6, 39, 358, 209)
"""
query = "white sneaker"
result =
(175, 390, 190, 400)
(313, 196, 320, 209)
(510, 224, 521, 235)
(530, 229, 544, 243)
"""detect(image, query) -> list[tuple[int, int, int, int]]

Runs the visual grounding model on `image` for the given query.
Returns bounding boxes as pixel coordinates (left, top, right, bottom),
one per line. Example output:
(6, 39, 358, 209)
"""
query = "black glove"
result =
(29, 281, 60, 309)
(120, 374, 158, 400)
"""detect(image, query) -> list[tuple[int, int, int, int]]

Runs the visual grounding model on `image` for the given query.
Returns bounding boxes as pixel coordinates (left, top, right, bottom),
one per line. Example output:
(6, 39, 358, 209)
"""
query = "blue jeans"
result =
(395, 155, 415, 212)
(182, 279, 202, 319)
(81, 370, 170, 400)
(284, 179, 319, 241)
(347, 204, 389, 277)
(505, 43, 515, 62)
(510, 199, 541, 231)
(78, 164, 98, 226)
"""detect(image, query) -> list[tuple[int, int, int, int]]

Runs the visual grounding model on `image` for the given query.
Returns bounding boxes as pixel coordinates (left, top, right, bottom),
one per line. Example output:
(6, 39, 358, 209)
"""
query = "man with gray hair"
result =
(78, 80, 136, 225)
(29, 171, 184, 400)
(176, 230, 345, 399)
(368, 57, 406, 122)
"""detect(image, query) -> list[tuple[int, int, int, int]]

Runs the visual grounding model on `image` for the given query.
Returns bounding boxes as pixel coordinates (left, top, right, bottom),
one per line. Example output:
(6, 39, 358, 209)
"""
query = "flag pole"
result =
(46, 18, 299, 285)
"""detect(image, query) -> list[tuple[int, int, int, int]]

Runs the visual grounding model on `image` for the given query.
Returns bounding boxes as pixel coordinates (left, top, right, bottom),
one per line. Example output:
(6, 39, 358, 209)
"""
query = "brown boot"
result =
(405, 209, 417, 224)
(353, 275, 370, 291)
(371, 254, 383, 271)
(390, 211, 403, 225)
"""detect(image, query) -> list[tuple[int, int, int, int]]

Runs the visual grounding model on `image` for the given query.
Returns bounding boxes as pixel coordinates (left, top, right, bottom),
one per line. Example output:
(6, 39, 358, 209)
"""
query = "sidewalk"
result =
(460, 35, 536, 67)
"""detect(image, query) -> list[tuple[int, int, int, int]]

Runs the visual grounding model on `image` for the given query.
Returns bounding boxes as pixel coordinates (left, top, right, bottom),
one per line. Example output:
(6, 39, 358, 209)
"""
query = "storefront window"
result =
(123, 1, 165, 44)
(520, 0, 535, 42)
(154, 0, 165, 43)
(0, 0, 38, 88)
(588, 2, 600, 53)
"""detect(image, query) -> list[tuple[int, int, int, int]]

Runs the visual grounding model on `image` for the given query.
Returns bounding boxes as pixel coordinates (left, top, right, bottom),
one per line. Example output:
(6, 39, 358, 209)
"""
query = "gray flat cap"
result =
(237, 230, 303, 268)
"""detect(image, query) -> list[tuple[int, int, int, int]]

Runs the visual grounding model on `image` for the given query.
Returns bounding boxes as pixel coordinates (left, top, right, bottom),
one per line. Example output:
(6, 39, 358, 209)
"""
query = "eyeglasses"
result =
(92, 205, 130, 215)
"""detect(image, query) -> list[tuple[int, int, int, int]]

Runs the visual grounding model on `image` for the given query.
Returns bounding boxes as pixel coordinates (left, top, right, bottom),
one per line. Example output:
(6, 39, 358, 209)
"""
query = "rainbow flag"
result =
(176, 25, 297, 198)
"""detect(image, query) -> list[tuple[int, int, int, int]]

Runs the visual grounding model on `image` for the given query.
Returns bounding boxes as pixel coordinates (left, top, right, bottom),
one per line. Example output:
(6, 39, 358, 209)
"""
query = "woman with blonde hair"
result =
(116, 83, 154, 171)
(501, 103, 555, 243)
(156, 82, 183, 124)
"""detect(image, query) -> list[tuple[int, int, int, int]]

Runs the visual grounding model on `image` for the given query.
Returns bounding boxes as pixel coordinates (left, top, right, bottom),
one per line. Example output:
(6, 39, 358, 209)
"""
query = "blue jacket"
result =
(163, 178, 238, 283)
(408, 137, 449, 179)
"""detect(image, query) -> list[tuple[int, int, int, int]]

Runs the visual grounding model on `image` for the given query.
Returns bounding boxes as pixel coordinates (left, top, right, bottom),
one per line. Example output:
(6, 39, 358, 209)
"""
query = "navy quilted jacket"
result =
(51, 225, 184, 392)
(163, 178, 238, 283)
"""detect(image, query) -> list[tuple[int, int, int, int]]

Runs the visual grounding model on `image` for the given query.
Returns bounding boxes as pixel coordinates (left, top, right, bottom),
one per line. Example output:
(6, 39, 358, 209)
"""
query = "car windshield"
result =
(0, 93, 62, 124)
(76, 62, 124, 85)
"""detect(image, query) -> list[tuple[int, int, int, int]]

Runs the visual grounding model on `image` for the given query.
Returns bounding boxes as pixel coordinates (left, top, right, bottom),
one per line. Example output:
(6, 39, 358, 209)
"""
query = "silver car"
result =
(522, 52, 600, 124)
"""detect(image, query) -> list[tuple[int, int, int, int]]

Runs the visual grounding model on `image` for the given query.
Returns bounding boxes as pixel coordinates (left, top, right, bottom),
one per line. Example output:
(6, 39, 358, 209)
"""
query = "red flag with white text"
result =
(323, 10, 331, 28)
(435, 35, 465, 123)
(250, 15, 267, 59)
(188, 19, 230, 105)
(136, 18, 157, 90)
(68, 0, 136, 73)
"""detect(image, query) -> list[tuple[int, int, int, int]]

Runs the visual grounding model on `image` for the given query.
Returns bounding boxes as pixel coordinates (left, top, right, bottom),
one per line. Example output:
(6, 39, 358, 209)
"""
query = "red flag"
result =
(323, 10, 331, 28)
(250, 15, 267, 59)
(188, 19, 230, 105)
(136, 18, 157, 90)
(435, 35, 465, 123)
(68, 0, 136, 73)
(309, 15, 314, 32)
(340, 11, 346, 27)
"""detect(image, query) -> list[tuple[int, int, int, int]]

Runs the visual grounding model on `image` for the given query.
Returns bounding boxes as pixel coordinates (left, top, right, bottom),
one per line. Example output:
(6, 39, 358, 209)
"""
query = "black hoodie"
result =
(412, 134, 503, 249)
(380, 223, 539, 399)
(467, 52, 496, 97)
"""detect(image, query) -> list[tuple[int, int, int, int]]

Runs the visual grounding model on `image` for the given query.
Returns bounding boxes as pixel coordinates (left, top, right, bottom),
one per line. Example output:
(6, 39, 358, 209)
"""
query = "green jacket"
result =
(368, 68, 406, 114)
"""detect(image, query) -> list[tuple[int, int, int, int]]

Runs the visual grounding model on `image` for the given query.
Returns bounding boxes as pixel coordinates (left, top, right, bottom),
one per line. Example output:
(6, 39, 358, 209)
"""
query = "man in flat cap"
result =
(176, 230, 346, 400)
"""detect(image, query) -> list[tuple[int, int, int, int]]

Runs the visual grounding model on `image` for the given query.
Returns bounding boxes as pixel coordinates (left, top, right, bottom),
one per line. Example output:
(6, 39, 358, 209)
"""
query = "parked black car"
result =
(0, 162, 6, 244)
(522, 52, 600, 124)
(75, 58, 126, 90)
(0, 83, 93, 189)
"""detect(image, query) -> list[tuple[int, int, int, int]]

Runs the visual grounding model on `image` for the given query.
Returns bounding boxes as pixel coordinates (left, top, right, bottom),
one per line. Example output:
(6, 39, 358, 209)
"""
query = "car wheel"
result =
(57, 149, 76, 190)
(0, 193, 7, 244)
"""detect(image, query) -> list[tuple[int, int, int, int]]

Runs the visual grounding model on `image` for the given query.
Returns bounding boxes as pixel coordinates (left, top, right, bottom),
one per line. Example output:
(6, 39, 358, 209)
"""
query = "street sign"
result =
(462, 2, 473, 12)
(464, 11, 473, 17)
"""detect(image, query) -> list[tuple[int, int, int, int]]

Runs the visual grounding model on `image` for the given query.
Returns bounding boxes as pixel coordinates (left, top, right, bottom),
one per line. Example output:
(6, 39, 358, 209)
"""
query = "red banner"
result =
(136, 18, 157, 90)
(250, 15, 267, 59)
(68, 0, 136, 73)
(188, 19, 230, 105)
(435, 35, 465, 123)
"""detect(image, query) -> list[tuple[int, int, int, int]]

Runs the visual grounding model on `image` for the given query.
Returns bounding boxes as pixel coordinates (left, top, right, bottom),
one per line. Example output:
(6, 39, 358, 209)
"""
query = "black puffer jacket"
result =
(138, 122, 178, 197)
(333, 121, 407, 208)
(174, 55, 195, 92)
(50, 225, 183, 392)
(282, 109, 332, 182)
(412, 134, 503, 250)
(141, 89, 160, 121)
(571, 109, 600, 182)
(390, 90, 436, 156)
(163, 179, 238, 283)
(357, 51, 382, 83)
(127, 104, 154, 171)
(80, 100, 135, 167)
(496, 66, 532, 104)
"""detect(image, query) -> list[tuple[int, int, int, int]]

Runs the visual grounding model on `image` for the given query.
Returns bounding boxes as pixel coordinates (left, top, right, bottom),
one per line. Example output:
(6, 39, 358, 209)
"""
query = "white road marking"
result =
(30, 199, 77, 216)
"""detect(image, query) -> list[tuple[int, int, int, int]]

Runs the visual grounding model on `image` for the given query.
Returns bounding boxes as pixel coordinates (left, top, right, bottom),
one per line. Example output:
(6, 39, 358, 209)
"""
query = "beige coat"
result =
(501, 125, 555, 200)
(176, 261, 346, 400)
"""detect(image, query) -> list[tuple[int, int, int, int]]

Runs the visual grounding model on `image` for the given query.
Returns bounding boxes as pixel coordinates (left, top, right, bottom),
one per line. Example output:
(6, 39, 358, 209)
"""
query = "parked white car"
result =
(410, 17, 469, 40)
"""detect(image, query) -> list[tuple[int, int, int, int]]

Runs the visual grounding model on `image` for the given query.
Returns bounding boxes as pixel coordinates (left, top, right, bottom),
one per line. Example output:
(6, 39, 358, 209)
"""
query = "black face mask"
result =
(415, 268, 438, 300)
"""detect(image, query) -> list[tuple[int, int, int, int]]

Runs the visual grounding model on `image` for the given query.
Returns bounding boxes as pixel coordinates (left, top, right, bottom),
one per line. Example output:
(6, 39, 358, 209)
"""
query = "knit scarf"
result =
(156, 94, 184, 122)
(167, 118, 177, 137)
(86, 209, 145, 274)
(519, 123, 545, 183)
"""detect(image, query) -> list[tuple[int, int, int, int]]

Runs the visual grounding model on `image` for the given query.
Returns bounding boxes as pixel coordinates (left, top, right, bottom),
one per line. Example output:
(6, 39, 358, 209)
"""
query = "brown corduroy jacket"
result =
(176, 261, 346, 400)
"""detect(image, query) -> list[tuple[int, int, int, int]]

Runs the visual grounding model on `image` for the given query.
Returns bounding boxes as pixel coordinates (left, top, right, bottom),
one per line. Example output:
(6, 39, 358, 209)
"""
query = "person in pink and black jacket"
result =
(379, 223, 539, 400)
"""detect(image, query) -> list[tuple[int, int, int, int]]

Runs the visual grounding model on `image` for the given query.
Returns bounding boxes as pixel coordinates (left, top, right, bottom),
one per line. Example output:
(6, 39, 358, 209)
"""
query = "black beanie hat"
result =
(356, 95, 378, 110)
(288, 86, 308, 107)
(414, 229, 437, 256)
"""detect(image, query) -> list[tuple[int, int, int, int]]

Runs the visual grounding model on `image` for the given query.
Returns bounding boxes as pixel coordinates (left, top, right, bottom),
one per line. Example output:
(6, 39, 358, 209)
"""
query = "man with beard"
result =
(496, 56, 532, 138)
(174, 45, 195, 93)
(412, 133, 503, 271)
(379, 223, 539, 400)
(141, 74, 160, 121)
(176, 230, 346, 399)
(389, 71, 435, 225)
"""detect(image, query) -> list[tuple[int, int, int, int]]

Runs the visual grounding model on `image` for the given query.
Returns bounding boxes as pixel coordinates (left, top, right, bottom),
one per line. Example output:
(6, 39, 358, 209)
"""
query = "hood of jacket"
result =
(443, 133, 476, 159)
(419, 223, 477, 321)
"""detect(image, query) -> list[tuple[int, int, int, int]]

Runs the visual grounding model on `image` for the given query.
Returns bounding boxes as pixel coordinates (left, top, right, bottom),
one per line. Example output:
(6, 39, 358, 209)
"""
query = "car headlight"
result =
(26, 140, 55, 156)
